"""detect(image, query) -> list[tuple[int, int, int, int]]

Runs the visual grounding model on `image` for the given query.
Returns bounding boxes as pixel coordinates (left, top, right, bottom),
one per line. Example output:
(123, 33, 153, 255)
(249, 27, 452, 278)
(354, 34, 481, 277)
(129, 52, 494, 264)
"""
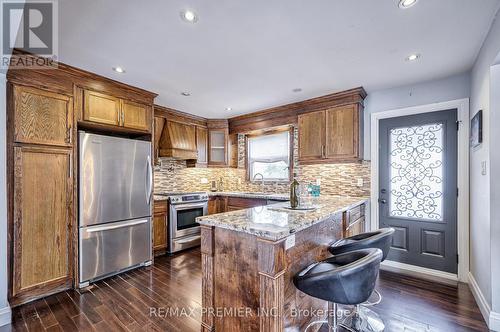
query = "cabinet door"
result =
(208, 197, 218, 215)
(208, 129, 227, 166)
(12, 146, 73, 303)
(196, 126, 208, 164)
(325, 105, 359, 160)
(153, 117, 165, 164)
(13, 85, 73, 147)
(153, 212, 167, 251)
(298, 111, 325, 161)
(122, 100, 151, 132)
(83, 90, 121, 126)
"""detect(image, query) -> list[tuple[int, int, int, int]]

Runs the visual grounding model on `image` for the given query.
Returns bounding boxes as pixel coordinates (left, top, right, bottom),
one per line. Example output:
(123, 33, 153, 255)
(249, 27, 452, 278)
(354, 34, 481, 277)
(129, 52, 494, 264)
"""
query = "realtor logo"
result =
(1, 0, 58, 69)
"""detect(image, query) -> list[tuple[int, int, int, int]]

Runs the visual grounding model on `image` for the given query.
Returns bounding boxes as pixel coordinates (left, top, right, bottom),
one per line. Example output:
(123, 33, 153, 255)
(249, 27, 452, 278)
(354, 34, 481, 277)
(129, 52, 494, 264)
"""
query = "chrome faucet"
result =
(252, 173, 265, 192)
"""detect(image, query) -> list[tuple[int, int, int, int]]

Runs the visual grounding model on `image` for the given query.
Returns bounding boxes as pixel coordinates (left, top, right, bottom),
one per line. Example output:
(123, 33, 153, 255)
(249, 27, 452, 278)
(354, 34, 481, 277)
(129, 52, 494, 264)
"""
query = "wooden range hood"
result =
(158, 119, 198, 160)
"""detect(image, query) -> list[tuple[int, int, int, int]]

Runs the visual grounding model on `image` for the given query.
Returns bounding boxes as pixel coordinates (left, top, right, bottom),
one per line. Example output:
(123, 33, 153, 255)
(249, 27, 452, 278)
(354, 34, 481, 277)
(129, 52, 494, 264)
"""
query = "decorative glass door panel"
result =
(379, 109, 458, 274)
(389, 123, 444, 221)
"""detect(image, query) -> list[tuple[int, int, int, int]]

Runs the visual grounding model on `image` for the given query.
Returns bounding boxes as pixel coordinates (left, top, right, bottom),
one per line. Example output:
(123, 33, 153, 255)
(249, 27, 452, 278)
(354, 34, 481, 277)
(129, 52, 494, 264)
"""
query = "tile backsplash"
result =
(154, 127, 370, 197)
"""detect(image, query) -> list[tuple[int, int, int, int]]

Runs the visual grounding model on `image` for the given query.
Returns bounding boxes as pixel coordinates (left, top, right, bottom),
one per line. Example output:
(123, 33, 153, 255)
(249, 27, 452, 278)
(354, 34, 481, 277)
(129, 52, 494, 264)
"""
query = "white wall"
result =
(363, 72, 471, 160)
(469, 9, 500, 319)
(0, 73, 10, 326)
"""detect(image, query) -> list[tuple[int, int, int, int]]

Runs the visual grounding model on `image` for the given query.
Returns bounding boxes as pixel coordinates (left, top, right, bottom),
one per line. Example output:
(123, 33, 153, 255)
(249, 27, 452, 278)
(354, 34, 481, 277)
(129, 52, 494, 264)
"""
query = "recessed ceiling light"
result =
(225, 107, 232, 111)
(180, 10, 198, 23)
(399, 0, 418, 9)
(292, 88, 302, 93)
(181, 92, 191, 96)
(112, 66, 125, 73)
(405, 53, 421, 61)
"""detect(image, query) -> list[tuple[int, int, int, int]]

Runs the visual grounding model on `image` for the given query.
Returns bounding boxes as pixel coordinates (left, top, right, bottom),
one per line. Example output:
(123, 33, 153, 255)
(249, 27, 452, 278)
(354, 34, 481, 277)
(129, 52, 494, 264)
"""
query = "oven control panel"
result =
(169, 193, 209, 204)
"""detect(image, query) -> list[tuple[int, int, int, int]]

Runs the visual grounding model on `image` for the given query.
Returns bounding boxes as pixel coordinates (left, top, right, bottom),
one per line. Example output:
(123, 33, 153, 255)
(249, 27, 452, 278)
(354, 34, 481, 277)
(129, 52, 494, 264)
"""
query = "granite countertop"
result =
(154, 191, 289, 201)
(196, 196, 368, 241)
(208, 191, 289, 201)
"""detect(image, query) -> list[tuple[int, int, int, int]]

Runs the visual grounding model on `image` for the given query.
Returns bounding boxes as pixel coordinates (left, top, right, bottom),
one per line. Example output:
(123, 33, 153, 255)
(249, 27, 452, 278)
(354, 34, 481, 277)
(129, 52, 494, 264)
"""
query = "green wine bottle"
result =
(290, 173, 299, 209)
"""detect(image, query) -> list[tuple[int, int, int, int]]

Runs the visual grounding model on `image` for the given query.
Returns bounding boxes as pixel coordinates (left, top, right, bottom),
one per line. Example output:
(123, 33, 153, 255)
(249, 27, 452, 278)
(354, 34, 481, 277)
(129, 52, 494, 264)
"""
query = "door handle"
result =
(146, 156, 153, 205)
(85, 219, 149, 233)
(378, 199, 387, 204)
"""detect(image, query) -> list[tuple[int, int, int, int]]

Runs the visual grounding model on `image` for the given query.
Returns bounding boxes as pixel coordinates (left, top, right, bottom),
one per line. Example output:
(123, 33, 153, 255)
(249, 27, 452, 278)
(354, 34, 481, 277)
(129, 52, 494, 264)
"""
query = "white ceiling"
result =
(58, 0, 500, 118)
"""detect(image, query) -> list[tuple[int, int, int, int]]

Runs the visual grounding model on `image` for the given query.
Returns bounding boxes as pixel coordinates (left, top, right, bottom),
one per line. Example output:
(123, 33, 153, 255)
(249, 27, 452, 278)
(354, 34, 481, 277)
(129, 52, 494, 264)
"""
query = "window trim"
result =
(245, 126, 294, 182)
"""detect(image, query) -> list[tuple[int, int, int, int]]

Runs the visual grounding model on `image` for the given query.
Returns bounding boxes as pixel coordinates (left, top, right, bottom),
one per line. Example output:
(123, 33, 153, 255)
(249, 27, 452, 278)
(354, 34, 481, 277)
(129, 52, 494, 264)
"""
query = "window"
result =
(247, 130, 291, 181)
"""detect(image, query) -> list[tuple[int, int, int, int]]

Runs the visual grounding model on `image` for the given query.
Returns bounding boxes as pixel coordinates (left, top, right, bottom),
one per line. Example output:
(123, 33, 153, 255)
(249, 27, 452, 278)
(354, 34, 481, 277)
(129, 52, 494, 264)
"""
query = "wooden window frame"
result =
(245, 126, 294, 182)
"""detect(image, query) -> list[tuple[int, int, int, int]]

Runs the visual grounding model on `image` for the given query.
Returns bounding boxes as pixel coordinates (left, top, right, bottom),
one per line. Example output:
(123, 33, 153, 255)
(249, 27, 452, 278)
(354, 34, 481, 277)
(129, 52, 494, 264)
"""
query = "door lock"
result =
(378, 199, 387, 204)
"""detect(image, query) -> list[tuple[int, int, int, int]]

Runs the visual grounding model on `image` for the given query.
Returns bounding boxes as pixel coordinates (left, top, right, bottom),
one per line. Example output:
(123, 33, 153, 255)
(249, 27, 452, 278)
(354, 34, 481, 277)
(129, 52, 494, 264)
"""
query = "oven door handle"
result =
(171, 203, 208, 210)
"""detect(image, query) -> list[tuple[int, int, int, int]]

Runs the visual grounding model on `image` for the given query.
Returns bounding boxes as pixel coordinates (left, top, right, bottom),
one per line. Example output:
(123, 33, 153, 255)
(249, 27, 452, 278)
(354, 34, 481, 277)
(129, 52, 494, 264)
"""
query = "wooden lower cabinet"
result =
(225, 197, 267, 211)
(209, 196, 269, 214)
(153, 201, 168, 255)
(343, 204, 366, 238)
(11, 146, 73, 305)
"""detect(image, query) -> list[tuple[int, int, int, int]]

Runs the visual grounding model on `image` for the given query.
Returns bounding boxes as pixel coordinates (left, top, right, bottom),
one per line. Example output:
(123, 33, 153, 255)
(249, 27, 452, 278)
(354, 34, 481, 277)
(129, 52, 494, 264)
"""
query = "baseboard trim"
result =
(467, 272, 499, 331)
(0, 305, 11, 327)
(381, 260, 458, 285)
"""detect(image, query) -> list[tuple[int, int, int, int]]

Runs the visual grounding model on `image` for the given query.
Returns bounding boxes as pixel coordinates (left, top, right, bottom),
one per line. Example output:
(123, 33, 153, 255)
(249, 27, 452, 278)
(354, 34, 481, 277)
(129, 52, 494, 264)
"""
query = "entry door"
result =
(379, 109, 458, 273)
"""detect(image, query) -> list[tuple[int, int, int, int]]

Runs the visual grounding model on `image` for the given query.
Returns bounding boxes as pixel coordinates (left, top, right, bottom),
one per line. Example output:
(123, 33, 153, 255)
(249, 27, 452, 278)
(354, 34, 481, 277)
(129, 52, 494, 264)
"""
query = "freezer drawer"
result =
(79, 218, 152, 285)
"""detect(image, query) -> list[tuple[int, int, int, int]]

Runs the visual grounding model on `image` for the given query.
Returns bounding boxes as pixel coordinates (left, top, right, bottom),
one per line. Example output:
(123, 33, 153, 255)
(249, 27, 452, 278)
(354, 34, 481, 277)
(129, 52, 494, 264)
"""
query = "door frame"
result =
(370, 98, 470, 282)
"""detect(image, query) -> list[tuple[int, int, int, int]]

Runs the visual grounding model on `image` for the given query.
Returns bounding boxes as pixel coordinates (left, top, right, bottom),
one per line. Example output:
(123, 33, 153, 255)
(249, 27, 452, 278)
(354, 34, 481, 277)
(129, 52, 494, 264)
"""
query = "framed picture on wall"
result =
(470, 110, 483, 148)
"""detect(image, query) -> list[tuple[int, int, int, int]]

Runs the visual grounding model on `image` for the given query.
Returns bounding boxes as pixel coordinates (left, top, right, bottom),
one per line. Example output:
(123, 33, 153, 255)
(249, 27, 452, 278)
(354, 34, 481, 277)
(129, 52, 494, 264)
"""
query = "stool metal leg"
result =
(304, 302, 341, 332)
(362, 289, 383, 307)
(340, 304, 385, 332)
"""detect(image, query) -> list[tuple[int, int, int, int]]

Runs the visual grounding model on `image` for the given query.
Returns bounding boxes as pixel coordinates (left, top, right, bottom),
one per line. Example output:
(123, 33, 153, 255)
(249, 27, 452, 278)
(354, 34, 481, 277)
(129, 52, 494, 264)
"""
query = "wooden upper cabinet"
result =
(325, 105, 359, 160)
(13, 85, 73, 147)
(298, 104, 363, 163)
(83, 90, 121, 126)
(153, 117, 165, 164)
(298, 111, 325, 161)
(122, 100, 151, 131)
(207, 119, 230, 167)
(82, 89, 152, 133)
(12, 146, 73, 304)
(189, 126, 208, 167)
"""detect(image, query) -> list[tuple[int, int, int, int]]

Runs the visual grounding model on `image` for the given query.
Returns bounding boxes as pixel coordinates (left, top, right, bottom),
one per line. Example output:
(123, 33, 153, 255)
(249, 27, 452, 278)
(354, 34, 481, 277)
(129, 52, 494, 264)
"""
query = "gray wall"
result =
(491, 63, 500, 314)
(470, 9, 500, 312)
(363, 72, 471, 160)
(0, 73, 9, 325)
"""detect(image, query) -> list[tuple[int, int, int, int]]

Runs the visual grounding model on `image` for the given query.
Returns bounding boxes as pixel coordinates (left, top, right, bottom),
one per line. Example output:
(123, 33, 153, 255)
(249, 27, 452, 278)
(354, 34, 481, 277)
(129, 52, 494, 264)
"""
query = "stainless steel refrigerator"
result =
(78, 131, 153, 287)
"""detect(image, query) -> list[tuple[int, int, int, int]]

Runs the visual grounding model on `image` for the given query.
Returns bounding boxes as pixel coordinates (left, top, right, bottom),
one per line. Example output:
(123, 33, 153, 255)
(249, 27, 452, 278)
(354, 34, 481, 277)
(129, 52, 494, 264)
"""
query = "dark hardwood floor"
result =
(1, 248, 488, 332)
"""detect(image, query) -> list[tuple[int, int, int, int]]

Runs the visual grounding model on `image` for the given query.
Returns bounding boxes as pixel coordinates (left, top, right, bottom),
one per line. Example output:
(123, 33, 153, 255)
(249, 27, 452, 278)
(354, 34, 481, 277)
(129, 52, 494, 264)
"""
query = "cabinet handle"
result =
(66, 126, 72, 144)
(117, 108, 121, 126)
(321, 145, 326, 158)
(122, 110, 125, 125)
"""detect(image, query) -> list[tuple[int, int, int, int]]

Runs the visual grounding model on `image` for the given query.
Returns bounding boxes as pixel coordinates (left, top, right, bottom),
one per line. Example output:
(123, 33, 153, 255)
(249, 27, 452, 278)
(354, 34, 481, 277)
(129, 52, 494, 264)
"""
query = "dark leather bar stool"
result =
(293, 248, 383, 332)
(328, 228, 395, 331)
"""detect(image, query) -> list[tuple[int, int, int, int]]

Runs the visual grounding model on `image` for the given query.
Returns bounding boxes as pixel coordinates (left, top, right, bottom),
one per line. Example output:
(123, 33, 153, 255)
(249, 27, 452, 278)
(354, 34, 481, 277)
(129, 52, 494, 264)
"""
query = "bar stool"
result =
(329, 228, 395, 331)
(293, 248, 383, 332)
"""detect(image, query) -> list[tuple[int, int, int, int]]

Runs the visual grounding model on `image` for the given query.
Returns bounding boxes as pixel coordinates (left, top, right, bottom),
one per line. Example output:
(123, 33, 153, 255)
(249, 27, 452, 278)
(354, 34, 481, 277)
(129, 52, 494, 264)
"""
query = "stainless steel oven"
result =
(168, 193, 208, 253)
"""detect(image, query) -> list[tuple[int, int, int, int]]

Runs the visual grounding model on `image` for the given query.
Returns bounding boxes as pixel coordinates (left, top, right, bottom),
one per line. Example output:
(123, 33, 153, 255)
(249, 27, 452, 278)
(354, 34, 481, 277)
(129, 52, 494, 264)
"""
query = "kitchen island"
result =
(196, 196, 368, 332)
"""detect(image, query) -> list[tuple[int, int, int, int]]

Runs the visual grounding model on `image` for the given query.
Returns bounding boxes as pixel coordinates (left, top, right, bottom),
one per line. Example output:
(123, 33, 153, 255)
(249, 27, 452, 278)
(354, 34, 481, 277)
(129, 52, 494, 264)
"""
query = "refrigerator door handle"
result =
(146, 155, 153, 205)
(84, 219, 149, 233)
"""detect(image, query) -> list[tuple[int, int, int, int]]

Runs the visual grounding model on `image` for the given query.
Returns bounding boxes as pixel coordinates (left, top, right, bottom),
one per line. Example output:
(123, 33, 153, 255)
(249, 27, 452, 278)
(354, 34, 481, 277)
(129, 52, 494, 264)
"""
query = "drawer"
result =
(348, 204, 365, 224)
(226, 197, 267, 208)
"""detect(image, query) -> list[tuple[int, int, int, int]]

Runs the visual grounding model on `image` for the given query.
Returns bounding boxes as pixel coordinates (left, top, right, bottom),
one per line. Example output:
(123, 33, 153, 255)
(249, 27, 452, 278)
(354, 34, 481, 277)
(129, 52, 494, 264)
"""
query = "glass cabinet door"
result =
(209, 130, 226, 164)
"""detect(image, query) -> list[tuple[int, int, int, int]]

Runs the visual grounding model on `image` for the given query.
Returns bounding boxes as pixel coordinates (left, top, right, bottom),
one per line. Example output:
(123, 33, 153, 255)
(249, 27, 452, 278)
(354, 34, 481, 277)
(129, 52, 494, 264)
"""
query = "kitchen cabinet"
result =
(82, 89, 151, 133)
(153, 117, 165, 165)
(11, 146, 73, 305)
(343, 204, 366, 238)
(122, 99, 151, 131)
(153, 201, 168, 255)
(13, 85, 73, 147)
(187, 126, 208, 167)
(298, 104, 363, 163)
(225, 197, 267, 211)
(208, 129, 228, 166)
(298, 111, 325, 161)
